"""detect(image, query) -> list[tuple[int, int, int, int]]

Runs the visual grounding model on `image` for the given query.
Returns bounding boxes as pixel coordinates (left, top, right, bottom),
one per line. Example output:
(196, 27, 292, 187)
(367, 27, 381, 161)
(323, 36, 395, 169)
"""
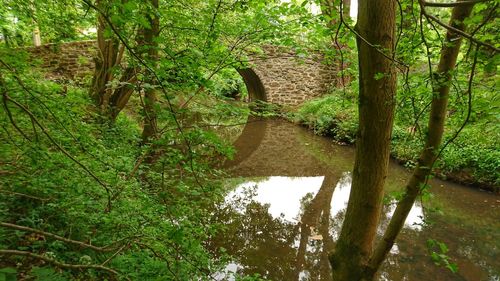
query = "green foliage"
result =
(292, 86, 358, 144)
(0, 0, 94, 46)
(0, 268, 17, 281)
(426, 239, 459, 273)
(30, 267, 70, 281)
(0, 53, 234, 279)
(1, 0, 498, 278)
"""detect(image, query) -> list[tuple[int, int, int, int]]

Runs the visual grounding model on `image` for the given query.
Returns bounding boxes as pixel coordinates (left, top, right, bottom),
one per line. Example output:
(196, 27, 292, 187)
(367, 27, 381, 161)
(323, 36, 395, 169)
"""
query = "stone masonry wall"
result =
(248, 46, 341, 106)
(24, 40, 97, 81)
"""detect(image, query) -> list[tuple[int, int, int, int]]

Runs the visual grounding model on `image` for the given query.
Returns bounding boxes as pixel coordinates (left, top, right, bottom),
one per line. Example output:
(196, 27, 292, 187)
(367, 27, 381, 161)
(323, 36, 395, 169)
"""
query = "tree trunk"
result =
(342, 0, 351, 19)
(365, 2, 475, 279)
(32, 26, 41, 46)
(90, 0, 119, 114)
(295, 175, 338, 280)
(141, 0, 159, 142)
(329, 0, 397, 280)
(90, 0, 135, 122)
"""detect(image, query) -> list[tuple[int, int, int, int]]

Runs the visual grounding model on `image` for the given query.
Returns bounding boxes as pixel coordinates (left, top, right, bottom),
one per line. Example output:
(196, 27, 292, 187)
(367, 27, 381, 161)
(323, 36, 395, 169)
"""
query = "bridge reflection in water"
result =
(208, 119, 500, 280)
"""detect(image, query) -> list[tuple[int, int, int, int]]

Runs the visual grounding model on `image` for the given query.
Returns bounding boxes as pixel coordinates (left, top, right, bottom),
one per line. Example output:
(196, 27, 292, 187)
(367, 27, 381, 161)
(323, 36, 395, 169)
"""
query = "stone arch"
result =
(237, 68, 267, 102)
(237, 46, 343, 107)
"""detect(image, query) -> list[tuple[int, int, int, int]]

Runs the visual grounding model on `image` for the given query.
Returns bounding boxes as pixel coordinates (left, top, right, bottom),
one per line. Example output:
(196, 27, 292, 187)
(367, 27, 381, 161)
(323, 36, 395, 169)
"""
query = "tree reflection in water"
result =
(209, 119, 500, 281)
(208, 174, 345, 281)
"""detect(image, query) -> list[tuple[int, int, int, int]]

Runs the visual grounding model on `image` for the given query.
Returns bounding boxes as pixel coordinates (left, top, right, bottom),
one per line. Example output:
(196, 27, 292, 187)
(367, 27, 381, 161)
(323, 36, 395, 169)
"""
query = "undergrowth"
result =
(291, 79, 499, 190)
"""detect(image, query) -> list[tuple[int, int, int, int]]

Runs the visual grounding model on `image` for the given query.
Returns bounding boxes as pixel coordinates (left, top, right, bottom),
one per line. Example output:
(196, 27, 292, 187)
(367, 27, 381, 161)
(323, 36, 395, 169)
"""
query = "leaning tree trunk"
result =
(141, 0, 159, 142)
(365, 2, 475, 279)
(295, 175, 339, 280)
(329, 0, 397, 280)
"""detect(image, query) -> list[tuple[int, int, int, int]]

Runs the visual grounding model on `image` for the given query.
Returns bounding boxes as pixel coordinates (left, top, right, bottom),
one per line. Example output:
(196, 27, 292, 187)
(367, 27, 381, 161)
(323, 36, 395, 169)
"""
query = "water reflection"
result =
(226, 176, 325, 221)
(226, 174, 424, 230)
(211, 119, 500, 281)
(213, 174, 424, 280)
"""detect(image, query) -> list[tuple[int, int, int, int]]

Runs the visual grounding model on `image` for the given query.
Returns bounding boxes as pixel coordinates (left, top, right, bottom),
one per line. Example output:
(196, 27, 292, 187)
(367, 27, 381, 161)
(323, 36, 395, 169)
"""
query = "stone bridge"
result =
(23, 41, 342, 106)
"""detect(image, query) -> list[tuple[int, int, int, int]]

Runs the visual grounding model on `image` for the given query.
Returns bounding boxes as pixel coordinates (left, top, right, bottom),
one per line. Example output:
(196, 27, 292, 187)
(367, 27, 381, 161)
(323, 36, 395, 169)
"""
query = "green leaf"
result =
(374, 72, 385, 80)
(438, 242, 448, 254)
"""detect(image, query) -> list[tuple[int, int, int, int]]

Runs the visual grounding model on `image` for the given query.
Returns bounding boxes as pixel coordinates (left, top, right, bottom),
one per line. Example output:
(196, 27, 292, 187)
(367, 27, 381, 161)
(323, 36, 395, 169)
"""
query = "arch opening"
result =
(237, 68, 267, 102)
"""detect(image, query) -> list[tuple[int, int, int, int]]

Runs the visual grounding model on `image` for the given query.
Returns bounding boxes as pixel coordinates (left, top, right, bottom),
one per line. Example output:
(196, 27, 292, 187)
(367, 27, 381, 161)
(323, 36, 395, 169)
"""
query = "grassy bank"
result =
(289, 86, 499, 192)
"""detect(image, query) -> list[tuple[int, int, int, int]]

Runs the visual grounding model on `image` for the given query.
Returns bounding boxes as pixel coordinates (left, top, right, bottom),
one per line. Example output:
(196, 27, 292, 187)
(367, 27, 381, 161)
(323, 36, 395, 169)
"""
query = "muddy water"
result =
(209, 118, 500, 281)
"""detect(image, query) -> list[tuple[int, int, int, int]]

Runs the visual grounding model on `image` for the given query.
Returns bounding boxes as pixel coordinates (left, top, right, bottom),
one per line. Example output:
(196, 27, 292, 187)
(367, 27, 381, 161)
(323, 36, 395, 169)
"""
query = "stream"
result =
(209, 118, 499, 281)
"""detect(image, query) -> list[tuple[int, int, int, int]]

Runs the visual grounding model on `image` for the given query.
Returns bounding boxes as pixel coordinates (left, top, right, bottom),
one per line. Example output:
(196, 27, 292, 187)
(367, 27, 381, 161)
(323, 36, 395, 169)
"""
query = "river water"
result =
(209, 118, 499, 281)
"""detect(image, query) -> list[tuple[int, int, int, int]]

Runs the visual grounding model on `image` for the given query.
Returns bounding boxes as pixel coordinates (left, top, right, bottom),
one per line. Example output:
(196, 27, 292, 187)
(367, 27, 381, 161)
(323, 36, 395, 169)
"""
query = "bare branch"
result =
(336, 9, 409, 72)
(0, 75, 31, 142)
(0, 222, 117, 252)
(0, 190, 50, 201)
(0, 249, 121, 276)
(101, 244, 129, 266)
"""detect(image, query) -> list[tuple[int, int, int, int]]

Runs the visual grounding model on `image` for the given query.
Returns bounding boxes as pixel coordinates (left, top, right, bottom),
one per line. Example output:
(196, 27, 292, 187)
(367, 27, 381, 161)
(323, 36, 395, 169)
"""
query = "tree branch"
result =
(0, 222, 117, 252)
(0, 249, 120, 276)
(419, 0, 500, 52)
(1, 93, 113, 212)
(423, 0, 489, 7)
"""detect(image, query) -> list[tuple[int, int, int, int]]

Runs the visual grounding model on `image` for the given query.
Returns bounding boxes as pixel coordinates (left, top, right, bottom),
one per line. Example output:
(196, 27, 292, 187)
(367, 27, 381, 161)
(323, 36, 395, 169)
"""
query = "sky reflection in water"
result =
(225, 175, 424, 230)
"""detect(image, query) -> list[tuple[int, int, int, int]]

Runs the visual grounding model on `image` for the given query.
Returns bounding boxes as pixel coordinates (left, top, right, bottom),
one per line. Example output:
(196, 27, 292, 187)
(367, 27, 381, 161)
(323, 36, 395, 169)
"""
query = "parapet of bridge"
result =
(21, 40, 96, 82)
(19, 41, 344, 107)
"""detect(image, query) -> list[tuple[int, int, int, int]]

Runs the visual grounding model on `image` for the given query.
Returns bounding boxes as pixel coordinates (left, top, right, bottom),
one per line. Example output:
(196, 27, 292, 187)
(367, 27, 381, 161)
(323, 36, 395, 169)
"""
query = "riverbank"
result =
(284, 94, 499, 193)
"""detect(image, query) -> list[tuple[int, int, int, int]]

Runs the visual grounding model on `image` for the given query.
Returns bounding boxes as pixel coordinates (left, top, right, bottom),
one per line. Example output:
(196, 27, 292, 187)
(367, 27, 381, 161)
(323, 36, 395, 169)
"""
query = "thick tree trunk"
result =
(109, 66, 137, 120)
(365, 2, 475, 278)
(141, 0, 159, 142)
(90, 0, 119, 114)
(329, 0, 397, 280)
